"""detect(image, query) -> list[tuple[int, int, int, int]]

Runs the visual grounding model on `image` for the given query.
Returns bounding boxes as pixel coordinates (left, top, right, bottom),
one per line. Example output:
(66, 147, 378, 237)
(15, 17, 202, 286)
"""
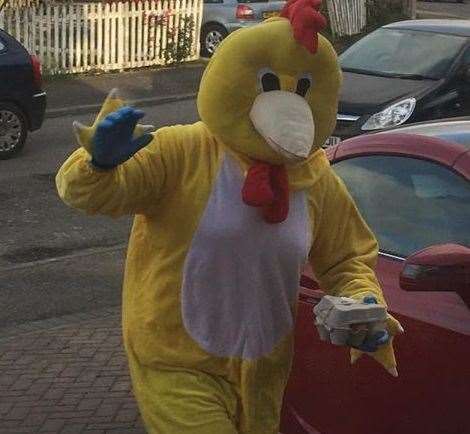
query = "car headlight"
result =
(361, 98, 416, 131)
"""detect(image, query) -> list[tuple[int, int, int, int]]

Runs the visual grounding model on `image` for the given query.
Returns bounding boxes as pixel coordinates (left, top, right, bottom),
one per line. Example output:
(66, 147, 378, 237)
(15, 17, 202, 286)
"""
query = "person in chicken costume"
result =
(57, 0, 404, 432)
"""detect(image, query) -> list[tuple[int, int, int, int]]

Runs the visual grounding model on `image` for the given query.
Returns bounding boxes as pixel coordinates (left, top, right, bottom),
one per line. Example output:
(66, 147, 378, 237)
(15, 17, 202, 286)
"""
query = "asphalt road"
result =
(0, 98, 199, 329)
(417, 0, 470, 18)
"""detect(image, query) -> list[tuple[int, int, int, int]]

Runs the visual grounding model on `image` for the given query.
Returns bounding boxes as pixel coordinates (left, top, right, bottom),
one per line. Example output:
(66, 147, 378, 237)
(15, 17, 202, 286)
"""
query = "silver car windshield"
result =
(340, 28, 467, 80)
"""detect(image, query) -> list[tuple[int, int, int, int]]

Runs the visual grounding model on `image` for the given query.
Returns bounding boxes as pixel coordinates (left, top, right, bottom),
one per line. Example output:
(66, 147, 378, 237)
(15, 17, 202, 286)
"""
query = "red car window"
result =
(333, 155, 470, 258)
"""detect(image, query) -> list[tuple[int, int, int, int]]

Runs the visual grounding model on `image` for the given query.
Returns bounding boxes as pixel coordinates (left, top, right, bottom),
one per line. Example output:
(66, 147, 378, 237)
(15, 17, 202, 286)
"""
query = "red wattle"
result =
(242, 163, 290, 224)
(262, 165, 289, 224)
(242, 163, 275, 206)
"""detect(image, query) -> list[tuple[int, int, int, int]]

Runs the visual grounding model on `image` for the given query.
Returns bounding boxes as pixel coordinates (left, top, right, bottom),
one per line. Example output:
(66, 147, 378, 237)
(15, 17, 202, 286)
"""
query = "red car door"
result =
(281, 134, 470, 434)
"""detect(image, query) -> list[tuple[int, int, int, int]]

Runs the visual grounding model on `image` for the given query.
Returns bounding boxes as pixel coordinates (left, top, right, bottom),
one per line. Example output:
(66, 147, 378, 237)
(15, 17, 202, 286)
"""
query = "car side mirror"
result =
(399, 244, 470, 306)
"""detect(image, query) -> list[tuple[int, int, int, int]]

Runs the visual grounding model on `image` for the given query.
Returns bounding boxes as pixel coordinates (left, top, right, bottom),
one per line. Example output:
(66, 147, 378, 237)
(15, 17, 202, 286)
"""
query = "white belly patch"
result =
(181, 156, 311, 360)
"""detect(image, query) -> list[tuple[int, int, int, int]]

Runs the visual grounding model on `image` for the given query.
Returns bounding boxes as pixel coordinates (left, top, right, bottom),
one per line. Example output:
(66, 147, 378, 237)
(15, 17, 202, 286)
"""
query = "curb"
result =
(45, 92, 198, 118)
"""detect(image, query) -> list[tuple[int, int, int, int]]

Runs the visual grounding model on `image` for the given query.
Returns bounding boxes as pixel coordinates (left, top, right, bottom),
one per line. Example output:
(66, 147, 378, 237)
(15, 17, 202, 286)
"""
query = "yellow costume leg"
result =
(128, 356, 239, 433)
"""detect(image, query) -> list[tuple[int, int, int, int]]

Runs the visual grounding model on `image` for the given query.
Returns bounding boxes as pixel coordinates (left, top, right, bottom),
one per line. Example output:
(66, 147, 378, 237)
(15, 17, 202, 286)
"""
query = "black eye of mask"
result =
(261, 72, 281, 92)
(296, 77, 312, 97)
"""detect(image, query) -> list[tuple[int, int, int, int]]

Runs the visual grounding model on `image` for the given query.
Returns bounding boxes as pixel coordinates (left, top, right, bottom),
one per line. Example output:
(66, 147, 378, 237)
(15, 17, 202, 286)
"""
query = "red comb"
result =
(280, 0, 327, 54)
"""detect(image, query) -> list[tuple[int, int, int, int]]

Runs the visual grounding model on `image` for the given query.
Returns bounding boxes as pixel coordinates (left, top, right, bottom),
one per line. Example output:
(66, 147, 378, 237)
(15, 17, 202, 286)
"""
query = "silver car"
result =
(201, 0, 286, 56)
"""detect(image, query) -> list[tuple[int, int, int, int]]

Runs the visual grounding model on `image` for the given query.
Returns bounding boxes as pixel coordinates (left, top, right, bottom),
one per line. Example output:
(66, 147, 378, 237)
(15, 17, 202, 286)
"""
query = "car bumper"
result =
(29, 91, 47, 131)
(226, 20, 264, 33)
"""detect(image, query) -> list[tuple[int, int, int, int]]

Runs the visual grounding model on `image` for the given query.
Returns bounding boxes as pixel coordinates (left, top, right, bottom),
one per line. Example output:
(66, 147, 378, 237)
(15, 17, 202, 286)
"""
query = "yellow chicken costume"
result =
(56, 0, 403, 432)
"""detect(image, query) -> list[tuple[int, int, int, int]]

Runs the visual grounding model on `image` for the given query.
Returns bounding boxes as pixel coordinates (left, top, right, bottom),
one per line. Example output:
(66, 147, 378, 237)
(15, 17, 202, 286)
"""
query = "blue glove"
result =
(353, 296, 390, 353)
(91, 106, 153, 169)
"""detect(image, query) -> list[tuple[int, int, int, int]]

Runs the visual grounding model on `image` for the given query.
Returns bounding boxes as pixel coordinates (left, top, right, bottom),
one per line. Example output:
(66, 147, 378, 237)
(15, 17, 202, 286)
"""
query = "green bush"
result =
(163, 16, 195, 65)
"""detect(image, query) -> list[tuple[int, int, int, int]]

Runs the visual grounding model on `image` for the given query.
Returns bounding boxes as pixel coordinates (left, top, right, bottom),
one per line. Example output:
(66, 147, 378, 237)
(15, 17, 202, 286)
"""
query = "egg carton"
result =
(313, 295, 387, 346)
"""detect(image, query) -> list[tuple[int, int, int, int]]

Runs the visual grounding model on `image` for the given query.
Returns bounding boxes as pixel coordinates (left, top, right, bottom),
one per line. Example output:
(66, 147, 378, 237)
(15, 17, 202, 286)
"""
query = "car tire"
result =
(0, 102, 27, 160)
(201, 24, 228, 58)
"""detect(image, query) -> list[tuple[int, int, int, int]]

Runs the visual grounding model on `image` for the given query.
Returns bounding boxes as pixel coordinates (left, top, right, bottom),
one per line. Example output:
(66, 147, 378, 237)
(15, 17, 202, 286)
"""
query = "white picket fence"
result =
(0, 0, 203, 74)
(1, 0, 39, 8)
(326, 0, 367, 37)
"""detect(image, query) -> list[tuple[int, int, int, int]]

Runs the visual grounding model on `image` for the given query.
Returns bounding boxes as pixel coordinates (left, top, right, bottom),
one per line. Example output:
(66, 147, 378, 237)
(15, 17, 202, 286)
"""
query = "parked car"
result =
(281, 133, 470, 434)
(201, 0, 286, 56)
(329, 20, 470, 145)
(0, 29, 46, 159)
(383, 116, 470, 147)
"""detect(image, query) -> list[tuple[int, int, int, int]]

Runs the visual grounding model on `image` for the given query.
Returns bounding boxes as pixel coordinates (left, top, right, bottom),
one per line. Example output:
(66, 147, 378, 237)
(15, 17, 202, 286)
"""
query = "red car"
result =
(281, 133, 470, 434)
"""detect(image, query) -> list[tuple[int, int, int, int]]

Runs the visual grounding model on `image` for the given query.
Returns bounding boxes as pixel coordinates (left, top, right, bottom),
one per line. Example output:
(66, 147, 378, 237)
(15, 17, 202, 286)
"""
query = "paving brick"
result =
(59, 395, 84, 407)
(0, 420, 26, 429)
(0, 402, 14, 415)
(28, 382, 53, 396)
(77, 371, 99, 382)
(86, 422, 136, 431)
(105, 429, 146, 434)
(6, 395, 42, 406)
(0, 310, 146, 434)
(15, 355, 38, 365)
(77, 398, 103, 411)
(1, 351, 22, 361)
(0, 429, 35, 434)
(59, 367, 85, 378)
(4, 405, 30, 420)
(10, 378, 35, 391)
(1, 390, 30, 399)
(93, 377, 115, 388)
(94, 405, 122, 418)
(114, 409, 138, 423)
(22, 412, 48, 427)
(79, 348, 99, 358)
(96, 370, 125, 378)
(39, 418, 66, 432)
(0, 374, 19, 387)
(52, 376, 76, 384)
(49, 410, 95, 420)
(60, 422, 87, 433)
(30, 405, 75, 414)
(100, 391, 130, 399)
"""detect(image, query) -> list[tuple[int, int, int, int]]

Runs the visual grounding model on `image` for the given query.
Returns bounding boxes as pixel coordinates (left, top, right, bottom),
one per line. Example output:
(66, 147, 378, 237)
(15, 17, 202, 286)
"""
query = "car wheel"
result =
(0, 102, 27, 160)
(201, 24, 228, 57)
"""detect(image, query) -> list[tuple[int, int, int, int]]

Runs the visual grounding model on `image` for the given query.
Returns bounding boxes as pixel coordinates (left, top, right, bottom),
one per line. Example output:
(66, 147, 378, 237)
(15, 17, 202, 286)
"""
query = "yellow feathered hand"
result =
(72, 88, 155, 154)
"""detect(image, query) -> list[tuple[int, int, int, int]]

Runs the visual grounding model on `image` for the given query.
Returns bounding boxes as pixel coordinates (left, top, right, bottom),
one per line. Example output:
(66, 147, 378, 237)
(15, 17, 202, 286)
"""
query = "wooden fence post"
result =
(404, 0, 417, 19)
(327, 0, 366, 38)
(0, 5, 4, 29)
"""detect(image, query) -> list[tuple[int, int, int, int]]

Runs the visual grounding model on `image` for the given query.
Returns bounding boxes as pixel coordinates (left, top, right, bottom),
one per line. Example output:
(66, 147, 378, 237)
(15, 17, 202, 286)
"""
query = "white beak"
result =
(250, 90, 315, 161)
